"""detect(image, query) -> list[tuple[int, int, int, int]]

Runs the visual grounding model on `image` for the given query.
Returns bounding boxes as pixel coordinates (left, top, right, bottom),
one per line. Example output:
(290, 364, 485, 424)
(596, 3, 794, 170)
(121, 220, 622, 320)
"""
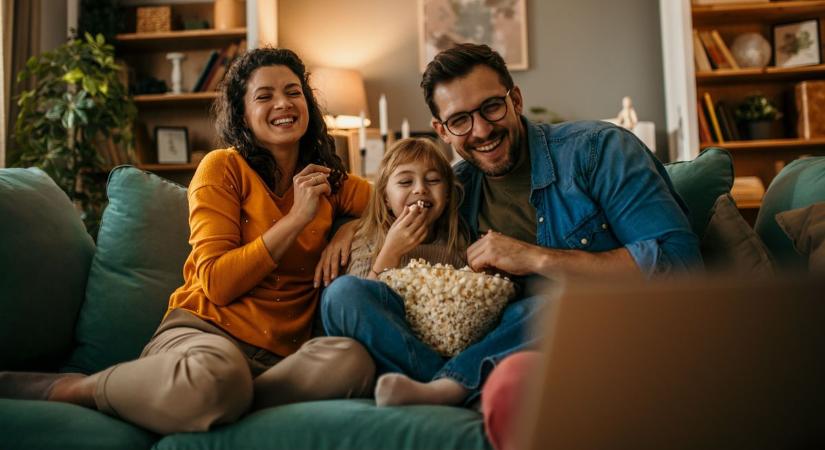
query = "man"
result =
(320, 43, 701, 409)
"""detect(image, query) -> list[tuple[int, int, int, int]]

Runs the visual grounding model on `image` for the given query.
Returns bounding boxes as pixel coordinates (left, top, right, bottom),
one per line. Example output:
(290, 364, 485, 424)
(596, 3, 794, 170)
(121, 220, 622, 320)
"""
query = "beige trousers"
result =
(92, 309, 375, 434)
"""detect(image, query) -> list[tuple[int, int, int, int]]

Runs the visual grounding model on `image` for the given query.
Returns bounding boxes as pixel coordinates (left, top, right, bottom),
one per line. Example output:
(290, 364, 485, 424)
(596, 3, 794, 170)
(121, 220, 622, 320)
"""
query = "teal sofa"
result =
(1, 148, 822, 450)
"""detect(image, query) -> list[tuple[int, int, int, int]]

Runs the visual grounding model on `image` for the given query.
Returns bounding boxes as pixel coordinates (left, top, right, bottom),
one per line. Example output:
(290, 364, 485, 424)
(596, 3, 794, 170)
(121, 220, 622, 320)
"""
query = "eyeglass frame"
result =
(437, 90, 511, 136)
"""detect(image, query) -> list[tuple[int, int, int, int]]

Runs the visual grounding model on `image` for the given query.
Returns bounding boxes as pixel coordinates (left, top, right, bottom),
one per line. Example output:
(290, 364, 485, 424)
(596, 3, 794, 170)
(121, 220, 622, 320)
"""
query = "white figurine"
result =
(166, 52, 186, 94)
(615, 96, 638, 130)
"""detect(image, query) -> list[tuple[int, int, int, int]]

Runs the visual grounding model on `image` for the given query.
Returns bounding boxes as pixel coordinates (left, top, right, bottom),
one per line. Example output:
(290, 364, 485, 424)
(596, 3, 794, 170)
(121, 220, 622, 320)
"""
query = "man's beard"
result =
(466, 128, 520, 177)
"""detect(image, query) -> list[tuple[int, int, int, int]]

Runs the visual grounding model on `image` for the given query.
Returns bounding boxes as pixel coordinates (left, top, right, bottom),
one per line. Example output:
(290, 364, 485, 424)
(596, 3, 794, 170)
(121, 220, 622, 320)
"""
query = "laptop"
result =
(518, 274, 825, 450)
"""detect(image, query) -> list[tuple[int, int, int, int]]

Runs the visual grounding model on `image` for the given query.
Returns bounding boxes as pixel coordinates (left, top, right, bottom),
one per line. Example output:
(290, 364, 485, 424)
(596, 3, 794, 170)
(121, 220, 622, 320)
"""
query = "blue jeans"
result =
(320, 275, 544, 404)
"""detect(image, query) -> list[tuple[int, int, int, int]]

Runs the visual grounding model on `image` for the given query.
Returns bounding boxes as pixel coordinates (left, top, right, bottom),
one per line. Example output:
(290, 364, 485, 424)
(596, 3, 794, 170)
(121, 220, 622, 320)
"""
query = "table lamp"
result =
(312, 67, 371, 129)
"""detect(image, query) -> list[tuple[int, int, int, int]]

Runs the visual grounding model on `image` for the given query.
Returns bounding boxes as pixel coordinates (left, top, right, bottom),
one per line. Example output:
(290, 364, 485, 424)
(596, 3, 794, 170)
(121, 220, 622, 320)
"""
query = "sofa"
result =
(1, 148, 822, 450)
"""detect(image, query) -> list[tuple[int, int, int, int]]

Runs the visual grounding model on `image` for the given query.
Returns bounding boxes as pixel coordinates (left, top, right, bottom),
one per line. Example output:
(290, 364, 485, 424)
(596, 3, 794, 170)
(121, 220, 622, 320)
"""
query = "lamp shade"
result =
(311, 67, 370, 129)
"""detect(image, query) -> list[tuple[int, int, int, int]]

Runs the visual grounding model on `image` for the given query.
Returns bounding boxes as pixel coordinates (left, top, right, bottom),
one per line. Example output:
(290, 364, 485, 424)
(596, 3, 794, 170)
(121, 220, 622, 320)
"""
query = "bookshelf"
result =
(661, 0, 825, 213)
(115, 1, 256, 184)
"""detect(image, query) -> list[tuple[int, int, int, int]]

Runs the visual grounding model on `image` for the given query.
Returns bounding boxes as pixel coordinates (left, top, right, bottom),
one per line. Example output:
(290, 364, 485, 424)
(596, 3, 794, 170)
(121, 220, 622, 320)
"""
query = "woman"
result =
(1, 48, 375, 434)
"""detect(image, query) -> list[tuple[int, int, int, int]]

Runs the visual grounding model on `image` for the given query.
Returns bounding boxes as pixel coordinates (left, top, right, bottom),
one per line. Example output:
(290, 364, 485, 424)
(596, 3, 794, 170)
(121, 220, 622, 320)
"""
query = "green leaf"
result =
(62, 68, 84, 84)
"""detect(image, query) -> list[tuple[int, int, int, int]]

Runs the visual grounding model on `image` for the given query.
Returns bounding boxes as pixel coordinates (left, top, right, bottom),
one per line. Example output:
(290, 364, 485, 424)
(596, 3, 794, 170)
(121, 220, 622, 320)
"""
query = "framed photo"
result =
(155, 126, 189, 164)
(418, 0, 528, 72)
(329, 128, 391, 179)
(773, 19, 821, 68)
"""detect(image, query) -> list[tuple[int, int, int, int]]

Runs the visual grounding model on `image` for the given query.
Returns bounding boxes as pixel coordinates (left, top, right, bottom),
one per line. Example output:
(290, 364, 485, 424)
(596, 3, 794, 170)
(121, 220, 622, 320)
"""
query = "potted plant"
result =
(734, 94, 782, 140)
(14, 33, 136, 237)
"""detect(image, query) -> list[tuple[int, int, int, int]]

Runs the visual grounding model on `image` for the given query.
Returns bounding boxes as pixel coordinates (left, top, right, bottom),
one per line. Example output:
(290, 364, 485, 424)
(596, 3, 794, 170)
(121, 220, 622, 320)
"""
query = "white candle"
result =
(401, 118, 410, 139)
(358, 111, 367, 149)
(379, 94, 388, 137)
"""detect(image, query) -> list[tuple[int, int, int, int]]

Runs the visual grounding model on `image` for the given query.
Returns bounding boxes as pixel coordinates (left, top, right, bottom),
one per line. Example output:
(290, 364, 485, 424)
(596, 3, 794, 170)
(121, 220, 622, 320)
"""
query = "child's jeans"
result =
(320, 275, 544, 404)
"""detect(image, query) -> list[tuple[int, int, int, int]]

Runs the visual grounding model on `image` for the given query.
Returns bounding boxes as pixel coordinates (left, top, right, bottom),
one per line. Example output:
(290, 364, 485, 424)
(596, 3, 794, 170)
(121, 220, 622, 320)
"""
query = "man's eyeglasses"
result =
(439, 90, 510, 136)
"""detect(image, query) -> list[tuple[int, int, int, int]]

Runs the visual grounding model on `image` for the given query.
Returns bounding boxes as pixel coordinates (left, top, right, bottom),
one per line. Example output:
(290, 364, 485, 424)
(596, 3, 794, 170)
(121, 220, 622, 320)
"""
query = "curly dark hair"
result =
(213, 47, 347, 193)
(420, 43, 514, 120)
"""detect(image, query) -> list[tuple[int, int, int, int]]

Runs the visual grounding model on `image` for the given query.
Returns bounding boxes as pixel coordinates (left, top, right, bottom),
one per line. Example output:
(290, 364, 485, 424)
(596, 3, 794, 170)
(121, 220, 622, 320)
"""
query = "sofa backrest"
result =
(62, 166, 191, 374)
(0, 168, 95, 370)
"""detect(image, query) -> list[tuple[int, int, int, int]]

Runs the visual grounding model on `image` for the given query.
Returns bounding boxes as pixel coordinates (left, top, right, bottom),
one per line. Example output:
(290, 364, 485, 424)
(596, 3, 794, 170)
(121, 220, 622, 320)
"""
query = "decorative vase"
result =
(214, 0, 245, 30)
(747, 120, 773, 140)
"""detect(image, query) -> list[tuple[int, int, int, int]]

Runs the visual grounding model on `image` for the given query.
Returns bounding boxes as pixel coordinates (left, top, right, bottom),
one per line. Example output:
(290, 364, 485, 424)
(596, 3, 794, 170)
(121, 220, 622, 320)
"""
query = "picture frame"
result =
(773, 19, 821, 68)
(418, 0, 528, 72)
(155, 126, 189, 164)
(330, 128, 392, 179)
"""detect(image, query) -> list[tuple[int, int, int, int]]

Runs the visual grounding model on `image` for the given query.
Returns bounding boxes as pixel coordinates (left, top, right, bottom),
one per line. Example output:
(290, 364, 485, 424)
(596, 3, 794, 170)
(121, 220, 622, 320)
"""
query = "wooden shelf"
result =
(115, 28, 246, 51)
(700, 137, 825, 151)
(133, 92, 218, 105)
(734, 198, 763, 209)
(696, 64, 825, 84)
(137, 163, 199, 172)
(693, 1, 825, 25)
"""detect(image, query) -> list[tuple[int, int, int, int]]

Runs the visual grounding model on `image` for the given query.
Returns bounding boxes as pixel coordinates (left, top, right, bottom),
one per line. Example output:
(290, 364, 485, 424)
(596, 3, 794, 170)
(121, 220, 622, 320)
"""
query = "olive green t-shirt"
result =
(477, 143, 537, 244)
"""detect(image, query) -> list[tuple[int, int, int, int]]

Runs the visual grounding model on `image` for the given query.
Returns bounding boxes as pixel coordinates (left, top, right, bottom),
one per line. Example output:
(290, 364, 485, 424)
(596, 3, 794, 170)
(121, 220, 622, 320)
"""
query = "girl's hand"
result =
(375, 204, 429, 268)
(314, 219, 358, 287)
(287, 164, 331, 226)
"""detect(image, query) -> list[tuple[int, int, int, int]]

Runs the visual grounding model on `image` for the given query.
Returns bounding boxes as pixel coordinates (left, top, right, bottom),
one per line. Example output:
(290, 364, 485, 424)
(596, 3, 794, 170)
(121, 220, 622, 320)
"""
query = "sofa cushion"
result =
(63, 167, 191, 374)
(776, 202, 825, 272)
(701, 194, 774, 275)
(0, 168, 95, 370)
(663, 147, 734, 239)
(0, 399, 156, 450)
(154, 399, 490, 450)
(755, 157, 825, 268)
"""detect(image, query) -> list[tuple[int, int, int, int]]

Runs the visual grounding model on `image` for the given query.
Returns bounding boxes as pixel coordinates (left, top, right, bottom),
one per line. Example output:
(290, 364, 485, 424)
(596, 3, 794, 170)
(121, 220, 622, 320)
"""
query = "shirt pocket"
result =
(563, 209, 616, 250)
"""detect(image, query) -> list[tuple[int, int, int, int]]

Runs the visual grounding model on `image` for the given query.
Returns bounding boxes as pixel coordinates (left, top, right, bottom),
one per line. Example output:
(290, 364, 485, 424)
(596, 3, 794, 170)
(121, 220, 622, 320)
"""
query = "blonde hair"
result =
(355, 138, 466, 261)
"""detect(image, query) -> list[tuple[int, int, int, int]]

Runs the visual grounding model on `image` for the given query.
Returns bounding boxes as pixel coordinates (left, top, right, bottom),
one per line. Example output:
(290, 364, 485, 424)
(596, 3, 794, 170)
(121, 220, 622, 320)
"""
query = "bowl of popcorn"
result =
(378, 258, 516, 357)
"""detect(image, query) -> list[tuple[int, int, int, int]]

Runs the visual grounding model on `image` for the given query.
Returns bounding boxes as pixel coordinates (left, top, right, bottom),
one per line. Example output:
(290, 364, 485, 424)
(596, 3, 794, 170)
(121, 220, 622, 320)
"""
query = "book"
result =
(703, 92, 725, 143)
(192, 50, 219, 92)
(795, 80, 825, 139)
(718, 101, 741, 141)
(698, 30, 730, 70)
(693, 30, 713, 72)
(203, 42, 240, 92)
(711, 30, 740, 70)
(697, 99, 714, 143)
(715, 102, 733, 141)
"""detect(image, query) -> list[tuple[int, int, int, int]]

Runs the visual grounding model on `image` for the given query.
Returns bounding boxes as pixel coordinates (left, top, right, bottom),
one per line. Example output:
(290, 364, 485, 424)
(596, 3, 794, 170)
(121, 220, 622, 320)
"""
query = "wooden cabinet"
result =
(661, 0, 825, 210)
(115, 1, 256, 184)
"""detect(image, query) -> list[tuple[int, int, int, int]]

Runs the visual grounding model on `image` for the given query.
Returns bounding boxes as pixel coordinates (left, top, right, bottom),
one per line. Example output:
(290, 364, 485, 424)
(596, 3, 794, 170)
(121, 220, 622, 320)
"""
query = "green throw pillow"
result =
(755, 157, 825, 268)
(0, 168, 94, 370)
(664, 147, 734, 238)
(63, 167, 191, 374)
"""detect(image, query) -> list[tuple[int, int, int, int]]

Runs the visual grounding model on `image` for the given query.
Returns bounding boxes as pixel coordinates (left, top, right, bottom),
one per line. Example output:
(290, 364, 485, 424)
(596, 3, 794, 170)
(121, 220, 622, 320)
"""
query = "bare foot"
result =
(48, 374, 97, 408)
(374, 374, 469, 407)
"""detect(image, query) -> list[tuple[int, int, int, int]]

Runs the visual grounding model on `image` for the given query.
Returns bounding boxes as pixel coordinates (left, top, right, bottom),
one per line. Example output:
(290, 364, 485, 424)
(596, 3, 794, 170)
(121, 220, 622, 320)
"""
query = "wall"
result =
(280, 0, 668, 158)
(40, 0, 67, 53)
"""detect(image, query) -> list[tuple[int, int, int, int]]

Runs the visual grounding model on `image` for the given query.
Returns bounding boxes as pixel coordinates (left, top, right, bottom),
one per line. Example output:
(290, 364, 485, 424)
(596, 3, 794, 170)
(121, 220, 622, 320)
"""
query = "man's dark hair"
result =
(420, 43, 514, 120)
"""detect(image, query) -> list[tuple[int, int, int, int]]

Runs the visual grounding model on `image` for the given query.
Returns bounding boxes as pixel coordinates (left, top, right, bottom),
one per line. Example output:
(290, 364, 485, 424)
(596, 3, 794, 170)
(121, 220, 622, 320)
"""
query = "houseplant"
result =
(14, 32, 136, 237)
(734, 94, 782, 140)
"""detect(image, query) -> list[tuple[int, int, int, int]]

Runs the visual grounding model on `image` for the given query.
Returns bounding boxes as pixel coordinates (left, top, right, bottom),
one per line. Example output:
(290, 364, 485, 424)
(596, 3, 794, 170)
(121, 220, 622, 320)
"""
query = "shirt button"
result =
(538, 217, 544, 223)
(601, 223, 608, 230)
(580, 238, 589, 245)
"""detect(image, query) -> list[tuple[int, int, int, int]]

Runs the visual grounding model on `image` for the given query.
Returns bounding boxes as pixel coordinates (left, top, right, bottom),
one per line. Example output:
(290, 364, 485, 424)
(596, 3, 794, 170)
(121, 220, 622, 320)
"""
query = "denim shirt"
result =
(455, 119, 703, 277)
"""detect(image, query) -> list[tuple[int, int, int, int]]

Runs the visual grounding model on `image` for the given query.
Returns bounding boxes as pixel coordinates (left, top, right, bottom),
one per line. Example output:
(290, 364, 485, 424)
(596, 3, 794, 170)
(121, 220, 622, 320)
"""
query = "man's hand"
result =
(314, 219, 358, 287)
(466, 230, 541, 276)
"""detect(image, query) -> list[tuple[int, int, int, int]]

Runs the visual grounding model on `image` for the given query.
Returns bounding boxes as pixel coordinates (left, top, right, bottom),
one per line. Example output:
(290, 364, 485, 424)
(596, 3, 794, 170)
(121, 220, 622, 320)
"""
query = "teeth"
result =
(272, 117, 294, 125)
(475, 137, 502, 152)
(414, 200, 432, 208)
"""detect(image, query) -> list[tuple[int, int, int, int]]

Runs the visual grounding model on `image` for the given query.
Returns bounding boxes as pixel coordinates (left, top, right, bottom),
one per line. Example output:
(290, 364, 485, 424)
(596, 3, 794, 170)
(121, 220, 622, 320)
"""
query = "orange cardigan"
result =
(167, 149, 371, 356)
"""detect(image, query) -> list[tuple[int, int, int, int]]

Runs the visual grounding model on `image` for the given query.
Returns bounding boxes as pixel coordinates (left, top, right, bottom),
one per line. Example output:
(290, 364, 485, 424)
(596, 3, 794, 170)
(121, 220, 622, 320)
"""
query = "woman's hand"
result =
(373, 204, 428, 272)
(287, 164, 331, 226)
(314, 219, 358, 288)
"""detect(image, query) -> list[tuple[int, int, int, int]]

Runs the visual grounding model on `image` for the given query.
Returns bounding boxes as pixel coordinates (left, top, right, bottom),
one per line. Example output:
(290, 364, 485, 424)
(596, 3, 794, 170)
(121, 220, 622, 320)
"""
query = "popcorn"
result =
(378, 259, 516, 356)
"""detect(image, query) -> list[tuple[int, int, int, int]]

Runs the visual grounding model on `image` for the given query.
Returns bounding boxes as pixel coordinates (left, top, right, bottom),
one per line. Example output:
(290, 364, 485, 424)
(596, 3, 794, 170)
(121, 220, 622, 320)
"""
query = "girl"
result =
(0, 48, 375, 434)
(323, 138, 504, 408)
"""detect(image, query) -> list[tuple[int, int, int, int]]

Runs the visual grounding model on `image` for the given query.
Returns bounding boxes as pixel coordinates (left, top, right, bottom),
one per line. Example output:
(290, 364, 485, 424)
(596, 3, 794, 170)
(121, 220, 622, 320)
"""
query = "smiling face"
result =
(384, 159, 448, 228)
(430, 65, 524, 177)
(243, 65, 309, 155)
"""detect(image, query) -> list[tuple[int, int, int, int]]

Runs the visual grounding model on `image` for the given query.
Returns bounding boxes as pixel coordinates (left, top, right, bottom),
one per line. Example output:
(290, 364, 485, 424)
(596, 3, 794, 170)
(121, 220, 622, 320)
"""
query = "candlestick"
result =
(401, 118, 410, 139)
(379, 94, 388, 138)
(359, 111, 367, 176)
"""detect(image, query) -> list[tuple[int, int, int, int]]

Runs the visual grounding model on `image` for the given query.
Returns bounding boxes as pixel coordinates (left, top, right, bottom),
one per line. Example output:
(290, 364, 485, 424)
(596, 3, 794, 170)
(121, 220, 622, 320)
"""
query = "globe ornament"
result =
(731, 33, 772, 68)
